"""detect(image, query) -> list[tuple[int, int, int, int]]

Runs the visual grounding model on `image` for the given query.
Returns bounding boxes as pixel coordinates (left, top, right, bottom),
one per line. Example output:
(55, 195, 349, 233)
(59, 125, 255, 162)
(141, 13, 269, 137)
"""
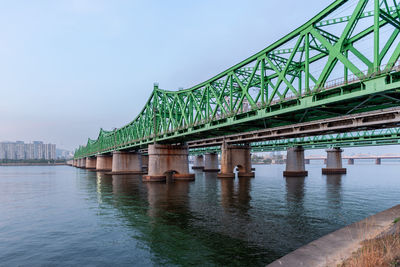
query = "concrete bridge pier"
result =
(85, 157, 97, 169)
(348, 158, 354, 165)
(283, 146, 308, 177)
(111, 151, 143, 174)
(143, 144, 195, 182)
(192, 155, 205, 170)
(80, 158, 87, 169)
(203, 153, 219, 172)
(217, 142, 254, 178)
(96, 154, 112, 172)
(375, 158, 381, 165)
(322, 148, 346, 174)
(76, 159, 81, 168)
(142, 154, 149, 173)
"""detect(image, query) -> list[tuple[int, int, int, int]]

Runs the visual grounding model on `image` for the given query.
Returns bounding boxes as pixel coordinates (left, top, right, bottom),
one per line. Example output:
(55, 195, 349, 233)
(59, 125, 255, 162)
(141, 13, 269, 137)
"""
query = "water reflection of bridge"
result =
(80, 169, 347, 265)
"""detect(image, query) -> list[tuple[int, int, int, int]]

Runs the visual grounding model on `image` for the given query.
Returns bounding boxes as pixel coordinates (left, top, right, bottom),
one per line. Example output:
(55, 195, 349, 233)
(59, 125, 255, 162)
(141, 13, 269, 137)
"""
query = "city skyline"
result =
(0, 141, 56, 160)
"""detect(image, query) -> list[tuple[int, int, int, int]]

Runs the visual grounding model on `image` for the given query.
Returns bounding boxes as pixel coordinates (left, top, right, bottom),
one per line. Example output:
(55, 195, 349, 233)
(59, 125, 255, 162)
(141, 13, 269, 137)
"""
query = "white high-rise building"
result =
(5, 142, 16, 160)
(15, 141, 25, 160)
(25, 143, 34, 159)
(0, 141, 56, 160)
(0, 143, 5, 159)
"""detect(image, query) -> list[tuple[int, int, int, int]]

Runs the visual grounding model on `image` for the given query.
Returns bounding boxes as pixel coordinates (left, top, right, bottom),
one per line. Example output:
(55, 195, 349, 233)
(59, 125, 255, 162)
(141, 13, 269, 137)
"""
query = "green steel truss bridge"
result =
(75, 0, 400, 159)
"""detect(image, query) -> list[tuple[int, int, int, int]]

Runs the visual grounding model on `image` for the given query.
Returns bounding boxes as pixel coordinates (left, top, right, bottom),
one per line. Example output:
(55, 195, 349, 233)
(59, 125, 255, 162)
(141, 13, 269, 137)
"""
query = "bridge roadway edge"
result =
(267, 204, 400, 267)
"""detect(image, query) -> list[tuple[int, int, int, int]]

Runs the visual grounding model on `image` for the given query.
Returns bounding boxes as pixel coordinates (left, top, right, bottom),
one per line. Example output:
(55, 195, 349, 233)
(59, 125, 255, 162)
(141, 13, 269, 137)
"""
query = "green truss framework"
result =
(76, 0, 400, 159)
(189, 127, 400, 155)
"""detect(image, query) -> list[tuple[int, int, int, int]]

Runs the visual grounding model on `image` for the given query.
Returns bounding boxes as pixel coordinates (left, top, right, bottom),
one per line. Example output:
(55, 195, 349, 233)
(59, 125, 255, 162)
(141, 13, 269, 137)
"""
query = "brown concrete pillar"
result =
(322, 148, 346, 174)
(375, 158, 381, 165)
(203, 153, 219, 172)
(218, 142, 254, 178)
(86, 157, 97, 169)
(192, 155, 205, 170)
(81, 158, 87, 169)
(81, 158, 86, 168)
(348, 158, 354, 165)
(142, 154, 149, 172)
(283, 146, 308, 177)
(143, 144, 195, 182)
(111, 151, 143, 174)
(96, 154, 112, 171)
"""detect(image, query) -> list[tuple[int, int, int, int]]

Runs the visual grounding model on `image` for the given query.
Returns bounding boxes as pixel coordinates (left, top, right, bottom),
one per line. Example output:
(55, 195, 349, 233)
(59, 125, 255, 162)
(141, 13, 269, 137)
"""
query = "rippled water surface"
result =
(1, 163, 400, 266)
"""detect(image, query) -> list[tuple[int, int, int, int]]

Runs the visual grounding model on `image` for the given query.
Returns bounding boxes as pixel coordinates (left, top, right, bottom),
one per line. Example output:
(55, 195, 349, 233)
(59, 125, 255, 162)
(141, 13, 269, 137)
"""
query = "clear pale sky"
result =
(1, 0, 398, 154)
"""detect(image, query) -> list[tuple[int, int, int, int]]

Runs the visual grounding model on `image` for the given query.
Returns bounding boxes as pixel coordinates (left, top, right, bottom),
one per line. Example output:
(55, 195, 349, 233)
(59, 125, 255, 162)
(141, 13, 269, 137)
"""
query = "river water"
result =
(1, 163, 399, 266)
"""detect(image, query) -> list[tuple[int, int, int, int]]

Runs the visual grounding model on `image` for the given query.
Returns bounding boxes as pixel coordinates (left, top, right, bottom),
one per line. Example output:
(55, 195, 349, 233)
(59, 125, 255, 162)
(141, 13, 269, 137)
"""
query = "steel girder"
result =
(75, 0, 400, 159)
(189, 127, 400, 155)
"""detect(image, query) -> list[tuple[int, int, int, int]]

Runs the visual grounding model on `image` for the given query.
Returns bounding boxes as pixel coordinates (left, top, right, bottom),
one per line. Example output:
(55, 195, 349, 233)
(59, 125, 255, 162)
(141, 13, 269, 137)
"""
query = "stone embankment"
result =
(268, 204, 400, 267)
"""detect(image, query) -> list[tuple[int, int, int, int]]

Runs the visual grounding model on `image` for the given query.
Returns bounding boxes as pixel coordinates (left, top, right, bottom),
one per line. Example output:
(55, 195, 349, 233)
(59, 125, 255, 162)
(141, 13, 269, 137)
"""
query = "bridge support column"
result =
(86, 157, 97, 169)
(80, 158, 87, 169)
(111, 151, 143, 174)
(96, 154, 112, 171)
(203, 153, 219, 172)
(283, 146, 308, 177)
(322, 148, 346, 174)
(217, 142, 254, 178)
(143, 144, 195, 182)
(192, 155, 205, 170)
(142, 154, 149, 173)
(375, 158, 381, 165)
(348, 158, 354, 165)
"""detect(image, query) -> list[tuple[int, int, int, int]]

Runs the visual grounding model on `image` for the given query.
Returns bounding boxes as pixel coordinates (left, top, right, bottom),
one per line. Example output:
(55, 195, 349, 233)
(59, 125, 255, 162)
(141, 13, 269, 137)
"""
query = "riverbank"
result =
(268, 204, 400, 267)
(0, 163, 67, 166)
(339, 221, 400, 267)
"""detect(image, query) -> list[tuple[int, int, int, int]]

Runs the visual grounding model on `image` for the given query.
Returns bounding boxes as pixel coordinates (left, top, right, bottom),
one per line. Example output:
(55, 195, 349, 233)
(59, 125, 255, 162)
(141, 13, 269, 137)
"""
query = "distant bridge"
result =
(305, 154, 400, 165)
(73, 0, 400, 179)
